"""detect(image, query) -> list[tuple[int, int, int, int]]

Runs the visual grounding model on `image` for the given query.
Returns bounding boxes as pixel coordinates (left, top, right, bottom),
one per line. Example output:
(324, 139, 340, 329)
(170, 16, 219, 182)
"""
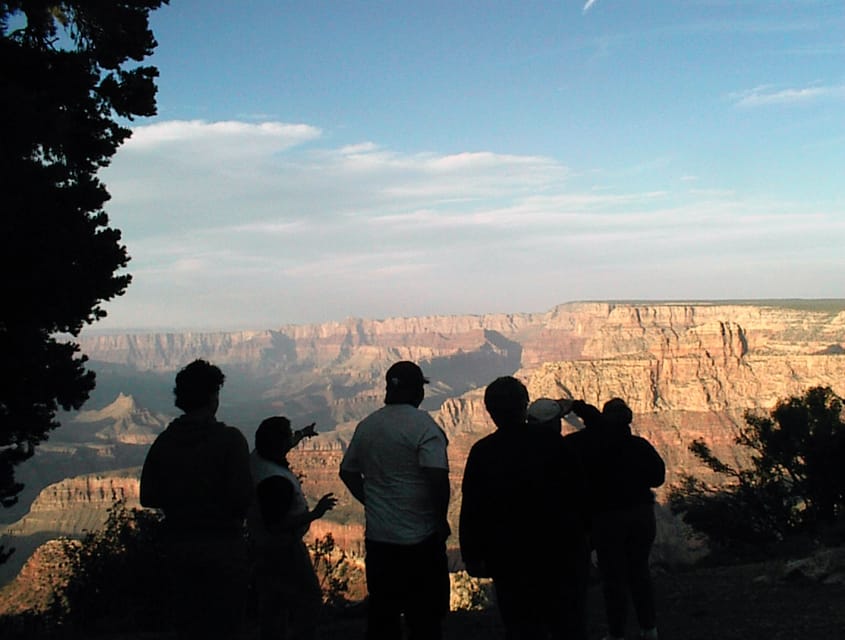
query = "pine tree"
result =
(0, 1, 167, 516)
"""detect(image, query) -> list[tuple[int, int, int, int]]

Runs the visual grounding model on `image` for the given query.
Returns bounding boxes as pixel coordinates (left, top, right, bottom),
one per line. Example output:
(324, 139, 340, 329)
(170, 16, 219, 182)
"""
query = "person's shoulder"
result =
(412, 406, 441, 427)
(468, 431, 501, 454)
(631, 434, 662, 456)
(386, 403, 440, 430)
(353, 406, 385, 433)
(217, 423, 249, 446)
(151, 417, 181, 440)
(630, 433, 657, 448)
(359, 403, 394, 422)
(258, 473, 295, 491)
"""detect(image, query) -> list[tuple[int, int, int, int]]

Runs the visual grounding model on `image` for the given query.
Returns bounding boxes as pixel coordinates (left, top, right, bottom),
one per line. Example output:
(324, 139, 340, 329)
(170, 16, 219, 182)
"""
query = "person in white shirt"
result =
(340, 361, 450, 640)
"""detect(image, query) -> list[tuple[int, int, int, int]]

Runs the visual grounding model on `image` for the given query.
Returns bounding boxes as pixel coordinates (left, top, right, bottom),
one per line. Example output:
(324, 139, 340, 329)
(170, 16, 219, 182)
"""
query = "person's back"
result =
(348, 402, 446, 544)
(460, 378, 588, 640)
(571, 398, 664, 640)
(140, 359, 252, 640)
(142, 414, 252, 533)
(340, 361, 450, 640)
(461, 426, 581, 575)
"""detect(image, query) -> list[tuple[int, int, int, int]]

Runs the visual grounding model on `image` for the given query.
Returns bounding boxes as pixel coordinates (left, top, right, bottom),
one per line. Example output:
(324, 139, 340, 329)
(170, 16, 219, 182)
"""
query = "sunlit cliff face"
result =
(3, 301, 844, 590)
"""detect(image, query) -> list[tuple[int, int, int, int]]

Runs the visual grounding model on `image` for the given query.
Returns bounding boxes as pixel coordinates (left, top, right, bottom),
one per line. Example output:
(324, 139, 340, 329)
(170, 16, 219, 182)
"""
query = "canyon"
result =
(2, 300, 845, 602)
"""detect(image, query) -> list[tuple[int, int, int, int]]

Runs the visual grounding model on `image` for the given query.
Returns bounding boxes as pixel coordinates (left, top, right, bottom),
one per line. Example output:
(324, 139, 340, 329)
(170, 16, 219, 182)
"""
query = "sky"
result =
(91, 0, 845, 331)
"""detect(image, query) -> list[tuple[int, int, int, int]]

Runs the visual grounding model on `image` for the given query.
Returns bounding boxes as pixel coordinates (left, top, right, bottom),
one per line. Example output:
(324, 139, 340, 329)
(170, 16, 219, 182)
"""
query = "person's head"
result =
(484, 376, 529, 430)
(384, 361, 428, 407)
(602, 397, 633, 427)
(527, 397, 564, 434)
(255, 416, 293, 461)
(173, 359, 225, 413)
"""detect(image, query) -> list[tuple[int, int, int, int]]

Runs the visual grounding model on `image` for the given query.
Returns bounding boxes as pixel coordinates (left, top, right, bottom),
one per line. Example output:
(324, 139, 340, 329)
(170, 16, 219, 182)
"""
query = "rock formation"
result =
(0, 472, 140, 587)
(71, 393, 169, 445)
(3, 300, 845, 594)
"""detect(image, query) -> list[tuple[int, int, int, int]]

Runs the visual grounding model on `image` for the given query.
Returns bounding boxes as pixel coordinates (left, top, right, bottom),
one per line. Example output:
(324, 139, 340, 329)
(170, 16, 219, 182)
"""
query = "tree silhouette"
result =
(0, 1, 167, 518)
(670, 386, 845, 553)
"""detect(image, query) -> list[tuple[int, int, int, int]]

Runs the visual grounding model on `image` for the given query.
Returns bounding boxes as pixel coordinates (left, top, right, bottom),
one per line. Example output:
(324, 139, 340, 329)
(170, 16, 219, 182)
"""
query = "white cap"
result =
(527, 398, 563, 424)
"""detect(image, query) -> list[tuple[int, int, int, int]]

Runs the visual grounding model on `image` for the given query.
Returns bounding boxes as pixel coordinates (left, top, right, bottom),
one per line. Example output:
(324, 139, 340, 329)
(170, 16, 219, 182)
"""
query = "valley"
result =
(2, 300, 845, 600)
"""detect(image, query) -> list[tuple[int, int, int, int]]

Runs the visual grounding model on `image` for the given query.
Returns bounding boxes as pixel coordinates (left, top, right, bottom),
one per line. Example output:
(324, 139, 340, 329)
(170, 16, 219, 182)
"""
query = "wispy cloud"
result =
(583, 0, 599, 13)
(94, 119, 845, 330)
(730, 84, 845, 108)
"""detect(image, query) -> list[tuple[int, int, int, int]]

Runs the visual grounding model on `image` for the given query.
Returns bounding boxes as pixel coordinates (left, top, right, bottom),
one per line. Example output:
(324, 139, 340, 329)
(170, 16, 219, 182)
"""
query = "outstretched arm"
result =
(292, 422, 318, 447)
(283, 493, 338, 532)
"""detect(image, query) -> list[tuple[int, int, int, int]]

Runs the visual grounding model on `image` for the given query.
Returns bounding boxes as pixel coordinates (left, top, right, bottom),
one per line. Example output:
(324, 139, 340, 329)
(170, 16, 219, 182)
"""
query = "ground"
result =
(296, 558, 845, 639)
(3, 557, 844, 639)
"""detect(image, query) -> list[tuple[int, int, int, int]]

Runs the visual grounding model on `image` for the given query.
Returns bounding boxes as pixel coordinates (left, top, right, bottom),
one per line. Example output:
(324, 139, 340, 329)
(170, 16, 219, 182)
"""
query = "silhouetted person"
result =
(525, 396, 591, 635)
(339, 361, 450, 640)
(247, 416, 337, 640)
(460, 378, 588, 640)
(140, 359, 253, 640)
(567, 398, 664, 640)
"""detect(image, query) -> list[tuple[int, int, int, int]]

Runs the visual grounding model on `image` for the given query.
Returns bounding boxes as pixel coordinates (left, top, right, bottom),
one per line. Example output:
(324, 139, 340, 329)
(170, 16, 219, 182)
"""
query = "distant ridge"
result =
(80, 299, 845, 336)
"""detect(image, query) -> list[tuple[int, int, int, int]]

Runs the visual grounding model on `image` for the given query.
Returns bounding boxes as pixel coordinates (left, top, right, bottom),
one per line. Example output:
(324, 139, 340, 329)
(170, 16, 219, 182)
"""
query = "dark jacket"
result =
(565, 401, 665, 515)
(140, 415, 253, 535)
(459, 426, 586, 577)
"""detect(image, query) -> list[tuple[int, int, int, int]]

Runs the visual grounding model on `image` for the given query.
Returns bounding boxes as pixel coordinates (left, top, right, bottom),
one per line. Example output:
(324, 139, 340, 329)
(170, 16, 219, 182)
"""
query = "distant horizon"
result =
(81, 297, 845, 336)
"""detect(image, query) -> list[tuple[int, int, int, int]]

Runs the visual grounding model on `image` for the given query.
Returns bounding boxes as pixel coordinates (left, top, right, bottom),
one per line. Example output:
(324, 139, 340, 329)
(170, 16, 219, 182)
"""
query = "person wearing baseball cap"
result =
(340, 361, 450, 640)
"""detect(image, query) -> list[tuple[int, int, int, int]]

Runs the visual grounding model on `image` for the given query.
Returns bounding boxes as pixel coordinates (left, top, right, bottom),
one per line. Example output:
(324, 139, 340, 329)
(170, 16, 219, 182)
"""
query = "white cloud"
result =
(583, 0, 599, 13)
(730, 84, 844, 107)
(94, 119, 845, 330)
(127, 119, 320, 147)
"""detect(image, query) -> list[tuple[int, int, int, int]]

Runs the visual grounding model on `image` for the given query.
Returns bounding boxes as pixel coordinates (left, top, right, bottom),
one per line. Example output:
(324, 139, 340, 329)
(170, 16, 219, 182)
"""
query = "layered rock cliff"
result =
(79, 302, 845, 395)
(4, 300, 845, 592)
(69, 300, 845, 518)
(0, 472, 141, 587)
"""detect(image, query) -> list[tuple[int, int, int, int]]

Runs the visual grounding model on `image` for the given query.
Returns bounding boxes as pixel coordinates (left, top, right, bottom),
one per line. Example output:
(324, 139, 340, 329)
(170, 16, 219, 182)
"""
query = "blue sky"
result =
(93, 0, 845, 330)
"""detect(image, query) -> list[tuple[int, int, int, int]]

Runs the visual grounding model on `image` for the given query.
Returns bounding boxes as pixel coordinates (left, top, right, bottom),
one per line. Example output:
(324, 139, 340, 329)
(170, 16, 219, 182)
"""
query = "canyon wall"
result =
(3, 300, 845, 592)
(0, 472, 141, 587)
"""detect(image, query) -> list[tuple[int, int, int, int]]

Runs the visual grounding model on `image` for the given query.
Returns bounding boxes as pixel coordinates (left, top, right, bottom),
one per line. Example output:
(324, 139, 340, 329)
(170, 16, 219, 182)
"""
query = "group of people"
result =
(460, 378, 665, 640)
(140, 359, 337, 640)
(140, 358, 665, 640)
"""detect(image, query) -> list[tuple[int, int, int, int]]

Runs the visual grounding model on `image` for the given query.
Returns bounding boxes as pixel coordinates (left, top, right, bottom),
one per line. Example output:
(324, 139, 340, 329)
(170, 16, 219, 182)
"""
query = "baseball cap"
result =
(385, 361, 429, 389)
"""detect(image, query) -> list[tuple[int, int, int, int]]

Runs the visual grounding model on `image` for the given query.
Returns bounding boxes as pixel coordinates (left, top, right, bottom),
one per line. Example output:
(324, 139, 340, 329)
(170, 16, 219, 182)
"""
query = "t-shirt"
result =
(340, 403, 449, 545)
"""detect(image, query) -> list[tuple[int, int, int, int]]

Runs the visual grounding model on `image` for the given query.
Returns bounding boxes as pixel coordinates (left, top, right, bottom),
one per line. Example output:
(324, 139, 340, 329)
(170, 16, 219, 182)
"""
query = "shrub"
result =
(50, 499, 169, 634)
(449, 570, 494, 611)
(308, 532, 352, 608)
(670, 386, 845, 556)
